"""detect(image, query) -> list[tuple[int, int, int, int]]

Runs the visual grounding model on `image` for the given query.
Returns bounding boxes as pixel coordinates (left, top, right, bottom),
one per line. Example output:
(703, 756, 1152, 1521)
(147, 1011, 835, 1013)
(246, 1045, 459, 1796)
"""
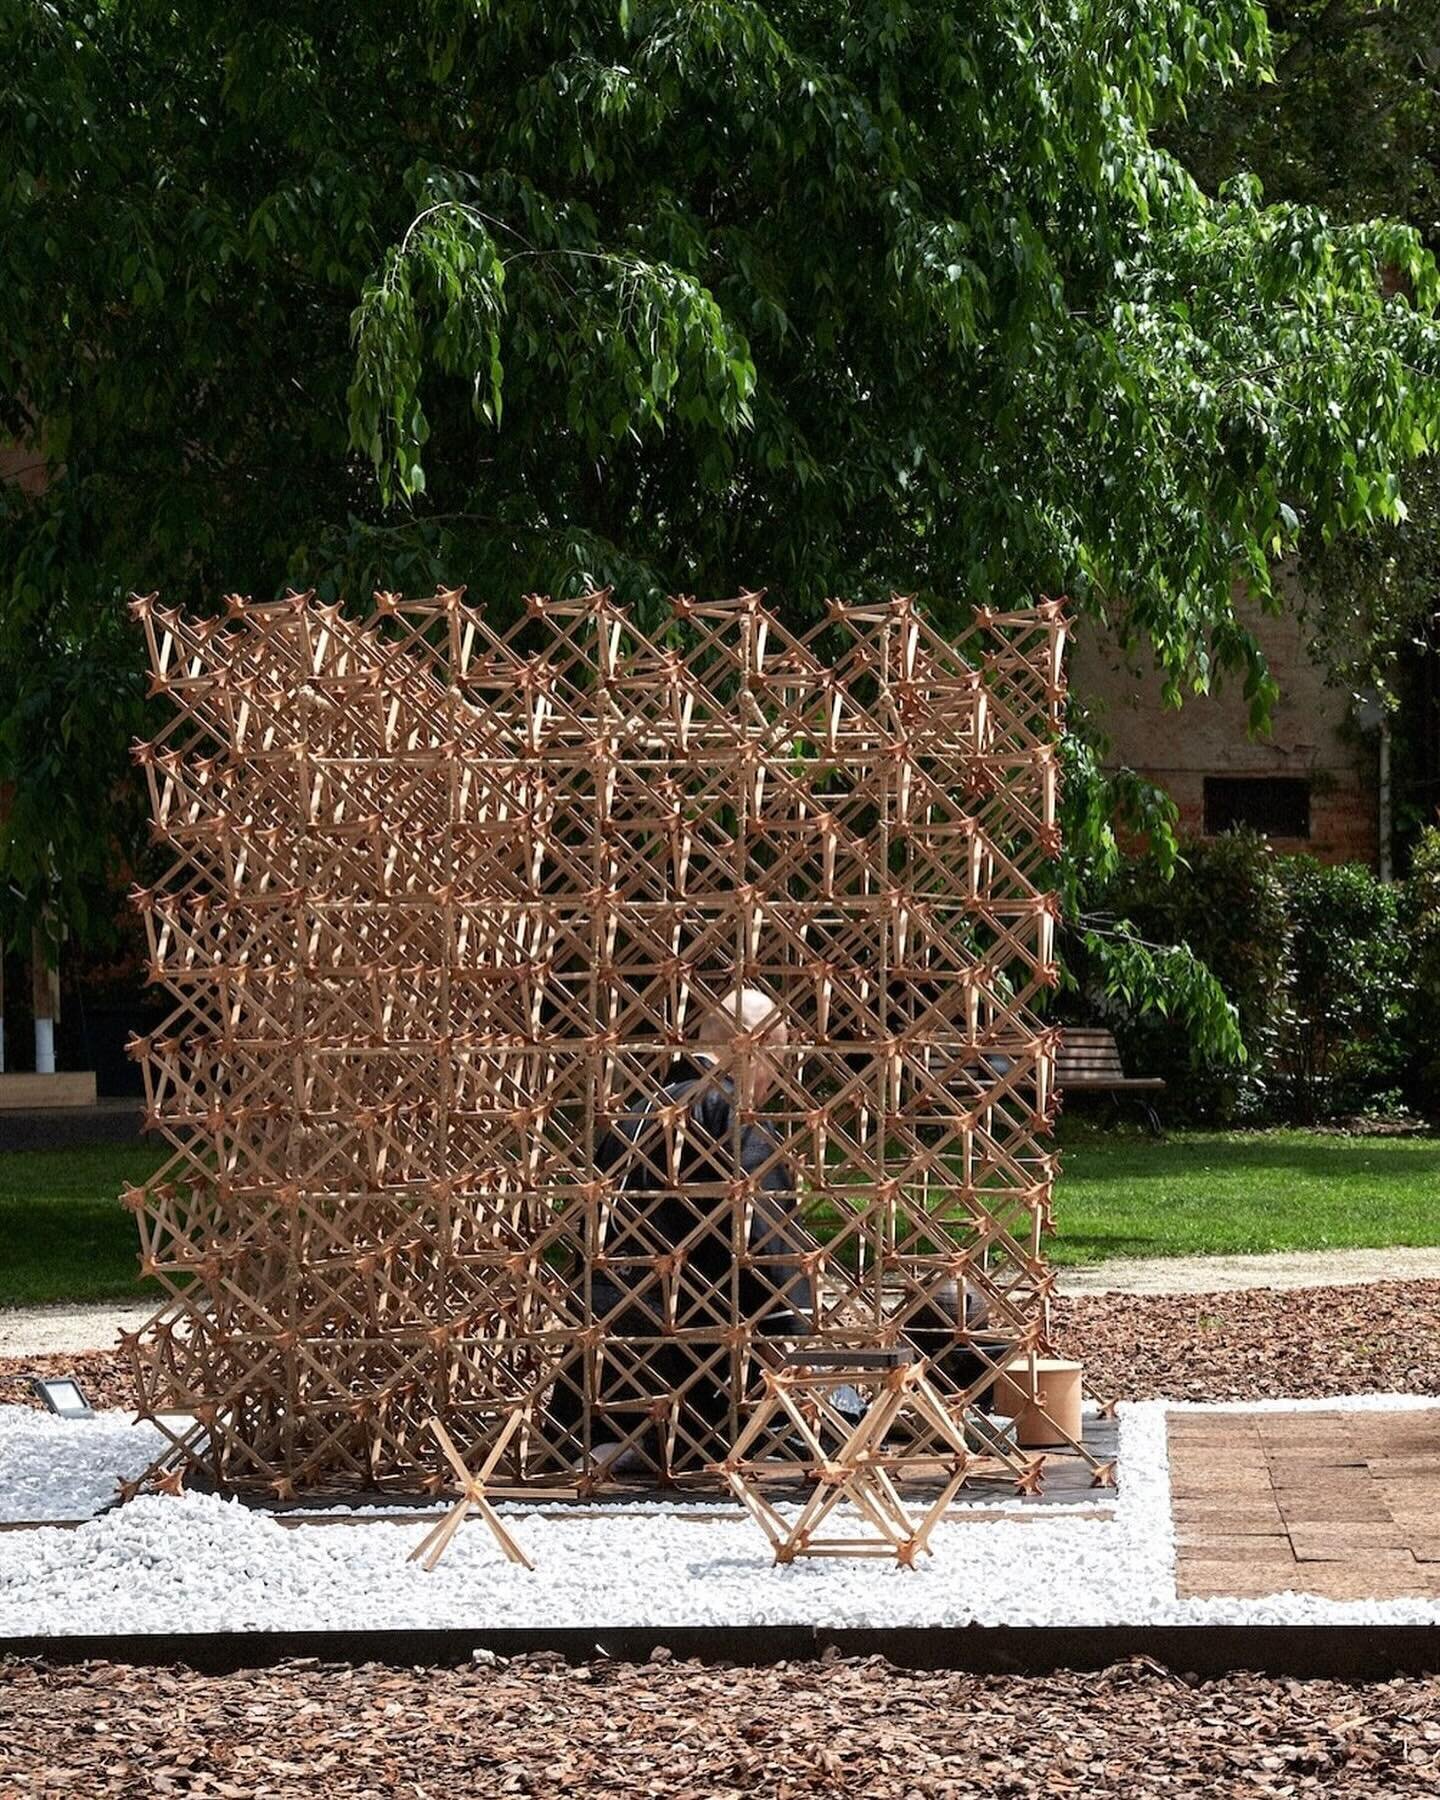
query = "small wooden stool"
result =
(716, 1348, 973, 1568)
(408, 1412, 535, 1572)
(993, 1356, 1084, 1448)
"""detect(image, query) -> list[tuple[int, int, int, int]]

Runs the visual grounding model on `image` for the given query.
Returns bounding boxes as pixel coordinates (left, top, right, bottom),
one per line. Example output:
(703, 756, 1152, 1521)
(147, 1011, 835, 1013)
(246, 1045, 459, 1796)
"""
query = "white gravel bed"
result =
(0, 1409, 166, 1523)
(1, 1398, 1439, 1635)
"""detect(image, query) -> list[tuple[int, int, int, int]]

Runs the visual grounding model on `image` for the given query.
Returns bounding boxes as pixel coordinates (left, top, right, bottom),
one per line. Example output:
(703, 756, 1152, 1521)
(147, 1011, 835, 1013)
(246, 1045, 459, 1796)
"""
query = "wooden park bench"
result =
(1056, 1026, 1165, 1132)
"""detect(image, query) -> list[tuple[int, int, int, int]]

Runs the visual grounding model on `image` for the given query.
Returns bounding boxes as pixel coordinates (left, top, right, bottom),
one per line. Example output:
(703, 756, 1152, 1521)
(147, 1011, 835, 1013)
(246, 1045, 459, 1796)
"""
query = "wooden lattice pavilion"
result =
(123, 588, 1069, 1497)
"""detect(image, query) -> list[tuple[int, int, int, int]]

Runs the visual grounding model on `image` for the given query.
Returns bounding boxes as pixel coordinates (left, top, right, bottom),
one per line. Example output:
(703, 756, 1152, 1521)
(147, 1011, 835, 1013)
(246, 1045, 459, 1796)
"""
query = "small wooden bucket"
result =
(992, 1357, 1083, 1447)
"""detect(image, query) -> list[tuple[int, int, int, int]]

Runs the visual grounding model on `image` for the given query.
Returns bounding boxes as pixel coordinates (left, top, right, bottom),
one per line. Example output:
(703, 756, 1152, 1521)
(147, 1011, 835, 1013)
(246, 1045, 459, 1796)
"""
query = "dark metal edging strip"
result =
(2, 1623, 1437, 1678)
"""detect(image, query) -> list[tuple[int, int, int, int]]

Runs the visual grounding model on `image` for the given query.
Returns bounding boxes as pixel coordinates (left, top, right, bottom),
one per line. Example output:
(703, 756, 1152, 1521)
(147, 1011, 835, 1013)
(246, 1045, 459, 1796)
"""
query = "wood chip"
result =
(2, 1655, 1438, 1798)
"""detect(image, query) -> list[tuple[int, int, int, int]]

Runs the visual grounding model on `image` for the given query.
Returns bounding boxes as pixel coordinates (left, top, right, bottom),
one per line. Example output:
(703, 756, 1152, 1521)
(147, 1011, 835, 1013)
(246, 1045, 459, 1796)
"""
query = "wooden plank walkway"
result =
(1169, 1408, 1440, 1601)
(256, 1415, 1120, 1516)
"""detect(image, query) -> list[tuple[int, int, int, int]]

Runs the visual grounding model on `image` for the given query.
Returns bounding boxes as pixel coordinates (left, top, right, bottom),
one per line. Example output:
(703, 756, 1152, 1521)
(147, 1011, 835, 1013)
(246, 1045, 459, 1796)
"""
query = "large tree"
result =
(1170, 1, 1440, 860)
(3, 1, 1439, 1026)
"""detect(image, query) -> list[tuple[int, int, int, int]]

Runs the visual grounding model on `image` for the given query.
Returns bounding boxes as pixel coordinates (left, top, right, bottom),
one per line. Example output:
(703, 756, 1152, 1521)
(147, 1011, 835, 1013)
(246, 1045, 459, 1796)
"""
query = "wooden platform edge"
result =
(2, 1622, 1436, 1678)
(0, 1071, 98, 1110)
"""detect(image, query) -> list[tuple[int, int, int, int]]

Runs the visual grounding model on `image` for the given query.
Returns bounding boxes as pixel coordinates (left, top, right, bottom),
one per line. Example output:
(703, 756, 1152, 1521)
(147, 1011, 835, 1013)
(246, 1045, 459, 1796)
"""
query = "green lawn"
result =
(0, 1143, 167, 1306)
(1, 1128, 1438, 1306)
(1047, 1126, 1440, 1265)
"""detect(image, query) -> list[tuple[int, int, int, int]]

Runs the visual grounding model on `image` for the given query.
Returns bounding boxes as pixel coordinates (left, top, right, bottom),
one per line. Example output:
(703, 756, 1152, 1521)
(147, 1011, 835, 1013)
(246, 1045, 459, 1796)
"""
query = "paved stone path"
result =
(1056, 1245, 1440, 1295)
(1170, 1406, 1440, 1600)
(0, 1300, 153, 1358)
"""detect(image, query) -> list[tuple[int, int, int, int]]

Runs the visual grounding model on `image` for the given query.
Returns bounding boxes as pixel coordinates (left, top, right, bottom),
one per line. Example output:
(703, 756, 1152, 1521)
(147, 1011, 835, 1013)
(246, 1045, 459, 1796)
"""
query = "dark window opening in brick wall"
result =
(1203, 776, 1312, 839)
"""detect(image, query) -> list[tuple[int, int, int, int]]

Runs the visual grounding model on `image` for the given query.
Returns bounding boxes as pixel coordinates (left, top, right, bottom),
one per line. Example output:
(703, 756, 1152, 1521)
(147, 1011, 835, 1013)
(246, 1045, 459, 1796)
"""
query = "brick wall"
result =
(1069, 586, 1379, 867)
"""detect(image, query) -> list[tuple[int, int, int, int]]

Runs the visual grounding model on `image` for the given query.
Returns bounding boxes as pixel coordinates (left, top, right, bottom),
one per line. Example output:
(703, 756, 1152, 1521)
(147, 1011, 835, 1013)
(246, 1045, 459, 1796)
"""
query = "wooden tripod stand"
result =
(409, 1412, 535, 1572)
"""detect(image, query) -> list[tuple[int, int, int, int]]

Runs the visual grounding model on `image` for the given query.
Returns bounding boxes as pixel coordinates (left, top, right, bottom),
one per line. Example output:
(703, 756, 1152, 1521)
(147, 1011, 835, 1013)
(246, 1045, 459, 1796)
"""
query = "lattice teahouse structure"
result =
(124, 590, 1067, 1497)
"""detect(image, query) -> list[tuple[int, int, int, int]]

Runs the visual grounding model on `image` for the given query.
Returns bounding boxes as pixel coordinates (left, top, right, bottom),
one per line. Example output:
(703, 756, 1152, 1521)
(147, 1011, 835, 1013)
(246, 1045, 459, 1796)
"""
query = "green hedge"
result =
(1074, 826, 1440, 1125)
(1409, 827, 1440, 1110)
(1277, 857, 1411, 1121)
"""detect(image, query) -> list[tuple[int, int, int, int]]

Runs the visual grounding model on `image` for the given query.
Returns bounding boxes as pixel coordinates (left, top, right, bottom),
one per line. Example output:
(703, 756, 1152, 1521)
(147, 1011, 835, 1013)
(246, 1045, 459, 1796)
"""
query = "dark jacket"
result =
(594, 1069, 817, 1333)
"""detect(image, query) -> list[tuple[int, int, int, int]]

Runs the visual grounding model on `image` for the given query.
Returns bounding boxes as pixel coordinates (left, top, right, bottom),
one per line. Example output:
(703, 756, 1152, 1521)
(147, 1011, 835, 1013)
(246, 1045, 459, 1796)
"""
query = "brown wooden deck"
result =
(1169, 1407, 1440, 1600)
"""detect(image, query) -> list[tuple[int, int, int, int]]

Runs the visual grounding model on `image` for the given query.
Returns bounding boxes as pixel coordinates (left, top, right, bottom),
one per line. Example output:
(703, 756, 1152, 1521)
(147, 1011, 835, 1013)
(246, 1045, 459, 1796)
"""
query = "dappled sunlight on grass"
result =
(0, 1144, 166, 1306)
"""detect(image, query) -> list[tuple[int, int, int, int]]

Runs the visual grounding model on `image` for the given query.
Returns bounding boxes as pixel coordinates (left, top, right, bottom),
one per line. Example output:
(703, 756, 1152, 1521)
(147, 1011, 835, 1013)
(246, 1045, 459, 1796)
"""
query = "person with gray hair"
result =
(694, 985, 788, 1097)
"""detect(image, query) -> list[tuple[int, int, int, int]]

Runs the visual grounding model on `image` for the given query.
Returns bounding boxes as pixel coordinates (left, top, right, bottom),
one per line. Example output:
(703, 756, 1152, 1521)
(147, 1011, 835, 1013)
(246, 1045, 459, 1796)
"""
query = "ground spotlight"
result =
(29, 1375, 96, 1419)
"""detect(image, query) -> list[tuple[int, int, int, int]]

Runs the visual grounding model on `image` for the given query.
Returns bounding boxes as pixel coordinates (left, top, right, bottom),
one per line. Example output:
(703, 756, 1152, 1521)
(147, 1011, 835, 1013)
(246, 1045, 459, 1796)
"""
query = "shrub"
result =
(1076, 834, 1432, 1124)
(1074, 830, 1289, 1120)
(1406, 825, 1440, 1119)
(1274, 857, 1411, 1121)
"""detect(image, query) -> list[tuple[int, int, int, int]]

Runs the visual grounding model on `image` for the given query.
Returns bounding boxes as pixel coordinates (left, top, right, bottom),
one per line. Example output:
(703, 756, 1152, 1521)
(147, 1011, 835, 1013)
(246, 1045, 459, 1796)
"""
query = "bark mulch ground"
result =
(2, 1654, 1438, 1799)
(3, 1281, 1437, 1414)
(5, 1300, 1440, 1797)
(1053, 1280, 1440, 1404)
(0, 1347, 138, 1412)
